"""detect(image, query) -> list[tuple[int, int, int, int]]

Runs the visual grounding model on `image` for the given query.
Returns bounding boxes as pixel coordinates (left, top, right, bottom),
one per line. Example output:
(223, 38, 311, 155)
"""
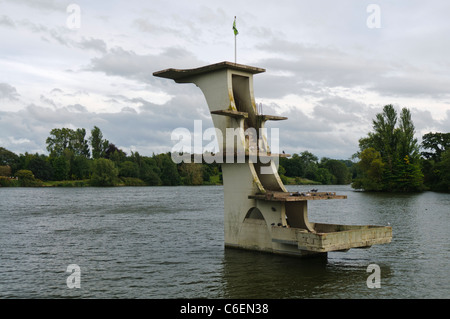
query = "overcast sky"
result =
(1, 0, 449, 160)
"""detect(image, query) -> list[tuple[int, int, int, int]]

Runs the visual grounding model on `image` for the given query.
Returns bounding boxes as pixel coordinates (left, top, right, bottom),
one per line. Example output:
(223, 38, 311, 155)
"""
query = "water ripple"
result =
(0, 186, 448, 298)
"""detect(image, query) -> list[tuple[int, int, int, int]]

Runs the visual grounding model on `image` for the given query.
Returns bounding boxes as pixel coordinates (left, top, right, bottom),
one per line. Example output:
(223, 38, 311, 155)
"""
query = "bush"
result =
(0, 165, 11, 177)
(120, 177, 146, 186)
(16, 169, 42, 187)
(51, 156, 70, 181)
(90, 158, 118, 186)
(0, 176, 18, 187)
(119, 161, 139, 178)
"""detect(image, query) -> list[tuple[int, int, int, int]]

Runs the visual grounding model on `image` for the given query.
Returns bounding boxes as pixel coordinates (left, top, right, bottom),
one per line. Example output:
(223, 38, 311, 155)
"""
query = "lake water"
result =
(0, 185, 448, 299)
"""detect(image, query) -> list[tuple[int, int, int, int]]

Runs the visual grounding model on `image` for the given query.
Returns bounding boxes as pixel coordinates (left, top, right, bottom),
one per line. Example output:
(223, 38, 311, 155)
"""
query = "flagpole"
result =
(233, 16, 238, 64)
(234, 16, 237, 64)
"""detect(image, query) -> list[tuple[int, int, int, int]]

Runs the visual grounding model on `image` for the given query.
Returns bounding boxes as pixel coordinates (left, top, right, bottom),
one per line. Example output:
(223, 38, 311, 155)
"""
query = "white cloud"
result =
(0, 0, 449, 159)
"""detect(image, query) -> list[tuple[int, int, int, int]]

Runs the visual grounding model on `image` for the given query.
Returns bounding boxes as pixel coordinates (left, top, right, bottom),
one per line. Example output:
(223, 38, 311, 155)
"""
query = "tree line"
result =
(0, 126, 221, 187)
(0, 107, 449, 192)
(278, 152, 354, 186)
(0, 125, 353, 188)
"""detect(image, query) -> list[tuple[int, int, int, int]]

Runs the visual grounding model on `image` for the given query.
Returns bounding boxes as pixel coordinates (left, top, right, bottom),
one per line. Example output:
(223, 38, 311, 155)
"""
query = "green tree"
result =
(390, 155, 423, 192)
(299, 151, 319, 180)
(156, 153, 180, 186)
(320, 158, 351, 185)
(359, 104, 399, 172)
(0, 147, 19, 173)
(89, 126, 109, 159)
(119, 161, 140, 178)
(90, 158, 118, 186)
(353, 105, 423, 192)
(46, 128, 90, 158)
(46, 128, 72, 157)
(434, 149, 450, 192)
(280, 153, 302, 177)
(105, 143, 126, 163)
(179, 162, 203, 185)
(51, 155, 70, 181)
(315, 167, 335, 185)
(0, 165, 11, 177)
(71, 155, 91, 180)
(72, 128, 90, 158)
(421, 133, 450, 192)
(0, 147, 19, 166)
(16, 169, 42, 187)
(28, 154, 53, 181)
(139, 157, 161, 185)
(398, 108, 419, 161)
(352, 147, 385, 191)
(421, 132, 450, 161)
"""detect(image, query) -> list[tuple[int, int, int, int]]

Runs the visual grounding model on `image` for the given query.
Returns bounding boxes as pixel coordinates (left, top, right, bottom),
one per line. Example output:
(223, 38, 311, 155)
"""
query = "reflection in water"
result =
(221, 248, 393, 299)
(222, 248, 327, 298)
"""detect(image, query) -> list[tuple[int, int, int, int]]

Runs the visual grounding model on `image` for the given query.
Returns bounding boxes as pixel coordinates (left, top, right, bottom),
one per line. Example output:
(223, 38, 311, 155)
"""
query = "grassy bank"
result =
(281, 176, 321, 185)
(1, 174, 322, 187)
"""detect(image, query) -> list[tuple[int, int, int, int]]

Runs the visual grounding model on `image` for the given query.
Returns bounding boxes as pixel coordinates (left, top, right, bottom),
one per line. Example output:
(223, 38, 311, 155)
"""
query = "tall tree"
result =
(299, 151, 319, 180)
(89, 126, 109, 159)
(421, 132, 450, 192)
(421, 132, 450, 161)
(46, 128, 90, 158)
(353, 105, 423, 192)
(434, 149, 450, 192)
(398, 108, 419, 161)
(365, 104, 399, 171)
(72, 128, 90, 158)
(46, 128, 73, 157)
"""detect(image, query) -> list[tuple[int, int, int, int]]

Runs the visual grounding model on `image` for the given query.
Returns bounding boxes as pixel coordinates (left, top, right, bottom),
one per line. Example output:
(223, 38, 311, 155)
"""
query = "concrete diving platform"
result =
(153, 61, 393, 258)
(272, 224, 393, 253)
(246, 190, 392, 256)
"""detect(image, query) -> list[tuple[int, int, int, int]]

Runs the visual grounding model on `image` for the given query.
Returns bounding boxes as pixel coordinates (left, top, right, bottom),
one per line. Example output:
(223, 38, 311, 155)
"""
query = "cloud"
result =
(372, 71, 450, 97)
(77, 37, 108, 53)
(0, 15, 16, 28)
(8, 0, 68, 12)
(1, 0, 449, 161)
(87, 46, 205, 84)
(0, 87, 214, 156)
(0, 83, 20, 100)
(252, 34, 450, 110)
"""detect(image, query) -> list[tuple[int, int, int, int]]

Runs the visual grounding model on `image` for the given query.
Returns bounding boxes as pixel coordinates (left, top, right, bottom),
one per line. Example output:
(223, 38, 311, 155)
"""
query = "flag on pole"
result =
(233, 16, 238, 35)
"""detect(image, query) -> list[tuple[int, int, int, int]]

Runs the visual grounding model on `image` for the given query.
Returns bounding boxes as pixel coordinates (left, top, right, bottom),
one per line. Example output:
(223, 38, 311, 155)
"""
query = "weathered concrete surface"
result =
(272, 224, 392, 253)
(154, 61, 393, 258)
